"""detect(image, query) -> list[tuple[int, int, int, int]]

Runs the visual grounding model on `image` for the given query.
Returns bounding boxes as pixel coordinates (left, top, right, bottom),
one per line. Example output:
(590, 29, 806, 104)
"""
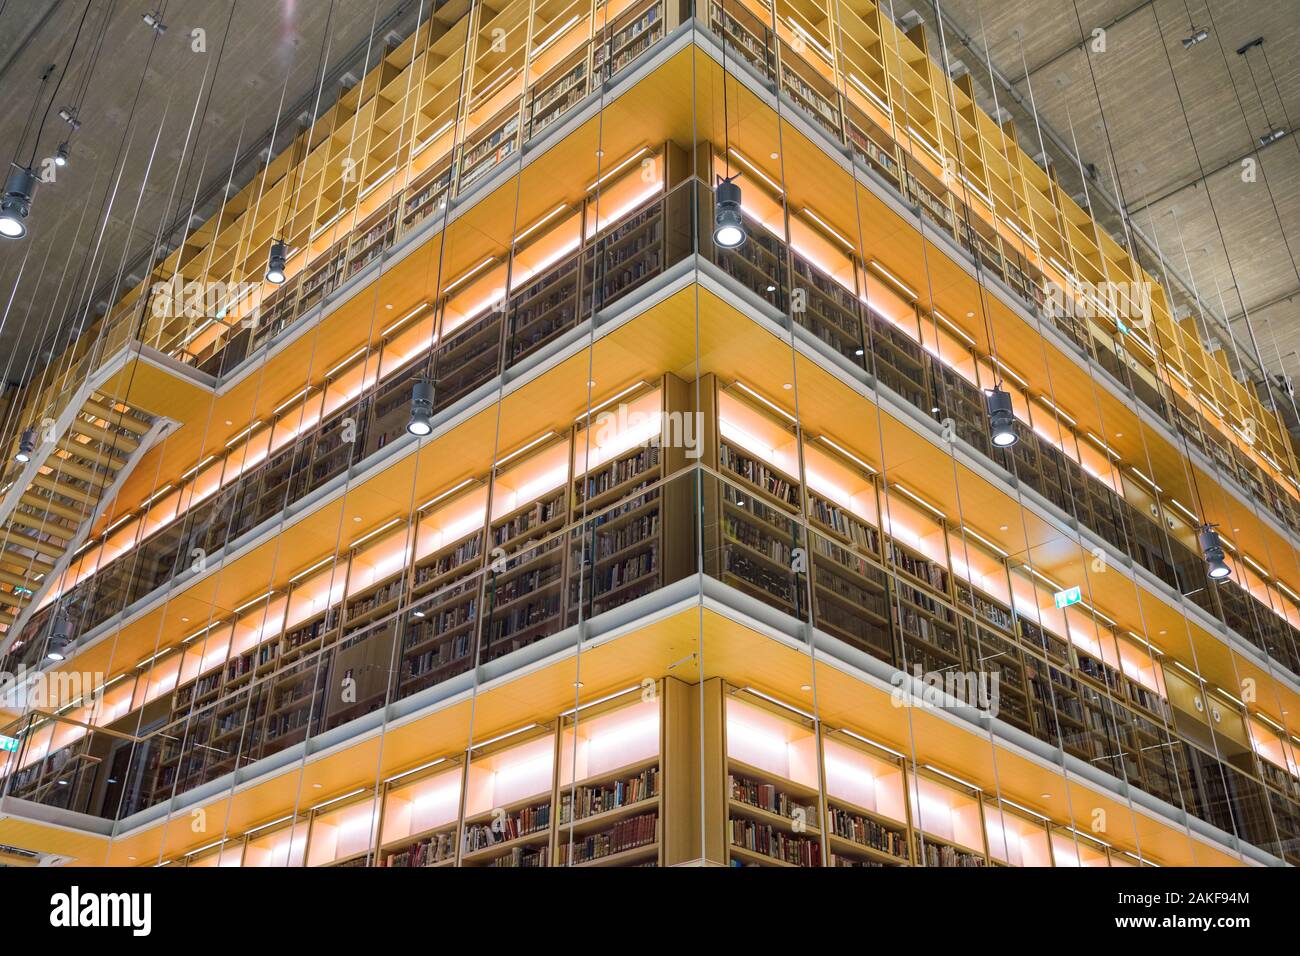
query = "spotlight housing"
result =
(15, 427, 36, 463)
(985, 386, 1019, 447)
(47, 615, 73, 662)
(1259, 128, 1286, 147)
(0, 165, 37, 239)
(54, 142, 70, 168)
(1182, 28, 1209, 49)
(407, 380, 434, 436)
(713, 176, 746, 249)
(1198, 525, 1232, 580)
(266, 239, 287, 285)
(142, 11, 167, 33)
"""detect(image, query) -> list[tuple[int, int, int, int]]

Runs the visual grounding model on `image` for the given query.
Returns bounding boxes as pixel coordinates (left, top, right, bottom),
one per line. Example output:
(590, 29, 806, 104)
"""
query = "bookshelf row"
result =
(158, 679, 1175, 867)
(7, 375, 1299, 850)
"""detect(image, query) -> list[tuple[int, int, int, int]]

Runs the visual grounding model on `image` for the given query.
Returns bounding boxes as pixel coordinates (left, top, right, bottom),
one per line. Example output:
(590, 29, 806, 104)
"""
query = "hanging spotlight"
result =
(1198, 525, 1232, 580)
(15, 427, 36, 463)
(1182, 28, 1209, 49)
(54, 142, 70, 168)
(58, 107, 81, 131)
(985, 386, 1019, 447)
(142, 11, 167, 34)
(713, 175, 747, 249)
(1258, 127, 1286, 147)
(47, 615, 73, 662)
(0, 165, 37, 239)
(406, 380, 434, 436)
(266, 239, 287, 285)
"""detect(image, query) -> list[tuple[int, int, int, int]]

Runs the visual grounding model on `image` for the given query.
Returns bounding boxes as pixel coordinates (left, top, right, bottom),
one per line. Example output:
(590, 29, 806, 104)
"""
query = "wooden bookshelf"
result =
(461, 726, 556, 867)
(557, 692, 663, 866)
(723, 690, 823, 867)
(822, 730, 912, 867)
(378, 758, 463, 867)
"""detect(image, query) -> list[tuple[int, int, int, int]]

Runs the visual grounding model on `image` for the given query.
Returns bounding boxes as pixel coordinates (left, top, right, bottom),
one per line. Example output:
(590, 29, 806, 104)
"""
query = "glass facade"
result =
(0, 0, 1298, 869)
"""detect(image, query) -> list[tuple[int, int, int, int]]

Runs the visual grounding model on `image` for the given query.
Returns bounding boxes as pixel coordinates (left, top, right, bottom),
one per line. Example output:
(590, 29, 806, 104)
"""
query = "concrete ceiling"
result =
(896, 0, 1300, 437)
(0, 0, 424, 387)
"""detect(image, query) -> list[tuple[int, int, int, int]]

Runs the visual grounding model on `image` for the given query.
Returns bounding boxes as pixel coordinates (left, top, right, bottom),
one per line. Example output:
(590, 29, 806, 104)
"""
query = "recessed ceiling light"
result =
(224, 419, 233, 425)
(800, 684, 812, 692)
(1040, 792, 1052, 799)
(782, 383, 792, 390)
(999, 525, 1009, 531)
(312, 783, 323, 789)
(181, 617, 189, 622)
(385, 304, 393, 310)
(574, 681, 584, 688)
(353, 516, 362, 523)
(769, 151, 778, 159)
(595, 149, 604, 157)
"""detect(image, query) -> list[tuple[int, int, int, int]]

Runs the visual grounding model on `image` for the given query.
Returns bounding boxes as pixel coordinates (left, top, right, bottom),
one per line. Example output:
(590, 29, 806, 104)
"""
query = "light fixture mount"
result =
(407, 379, 434, 436)
(0, 165, 37, 239)
(985, 385, 1018, 447)
(1198, 524, 1232, 580)
(266, 238, 287, 285)
(713, 175, 746, 249)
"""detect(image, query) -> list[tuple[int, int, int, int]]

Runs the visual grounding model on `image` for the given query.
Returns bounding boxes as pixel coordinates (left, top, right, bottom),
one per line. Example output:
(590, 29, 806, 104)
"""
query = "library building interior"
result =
(0, 0, 1298, 887)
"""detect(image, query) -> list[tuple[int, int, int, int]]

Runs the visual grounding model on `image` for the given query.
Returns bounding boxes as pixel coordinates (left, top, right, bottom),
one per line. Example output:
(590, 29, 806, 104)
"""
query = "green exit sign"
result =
(0, 735, 18, 752)
(1054, 586, 1082, 609)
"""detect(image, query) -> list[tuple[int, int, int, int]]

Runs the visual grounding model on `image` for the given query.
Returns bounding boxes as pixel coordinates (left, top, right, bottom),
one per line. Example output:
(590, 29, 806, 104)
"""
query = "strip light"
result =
(418, 478, 478, 512)
(1035, 395, 1076, 427)
(325, 348, 366, 378)
(868, 260, 918, 301)
(381, 302, 428, 337)
(413, 119, 454, 156)
(514, 203, 570, 244)
(839, 727, 905, 759)
(140, 484, 174, 508)
(586, 146, 650, 191)
(802, 206, 853, 248)
(233, 591, 277, 616)
(1126, 467, 1162, 494)
(224, 421, 265, 449)
(815, 434, 876, 474)
(1085, 432, 1122, 461)
(470, 723, 539, 751)
(359, 166, 397, 200)
(1242, 555, 1270, 579)
(289, 557, 334, 584)
(244, 814, 295, 835)
(1126, 631, 1163, 655)
(442, 256, 497, 293)
(923, 764, 981, 791)
(731, 381, 796, 422)
(905, 125, 945, 165)
(891, 483, 946, 521)
(786, 17, 833, 62)
(559, 684, 641, 716)
(740, 686, 815, 721)
(932, 309, 976, 347)
(182, 622, 225, 645)
(960, 525, 1009, 558)
(273, 387, 314, 416)
(180, 455, 217, 481)
(530, 15, 578, 59)
(726, 147, 783, 195)
(846, 73, 891, 115)
(575, 381, 649, 422)
(1167, 498, 1199, 524)
(1000, 798, 1050, 822)
(310, 788, 367, 811)
(496, 431, 556, 467)
(384, 756, 448, 784)
(350, 517, 402, 550)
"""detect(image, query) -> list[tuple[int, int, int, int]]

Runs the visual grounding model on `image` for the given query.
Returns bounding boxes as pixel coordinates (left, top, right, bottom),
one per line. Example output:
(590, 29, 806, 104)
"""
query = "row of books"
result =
(385, 831, 455, 867)
(560, 767, 660, 823)
(827, 807, 910, 860)
(729, 773, 817, 823)
(463, 802, 551, 851)
(730, 820, 821, 867)
(721, 443, 799, 506)
(565, 811, 658, 864)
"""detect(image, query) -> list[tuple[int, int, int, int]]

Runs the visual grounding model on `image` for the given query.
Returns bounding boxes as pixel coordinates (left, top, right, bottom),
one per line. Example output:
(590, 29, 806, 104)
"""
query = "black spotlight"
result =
(15, 427, 36, 463)
(985, 386, 1018, 448)
(1198, 524, 1232, 580)
(713, 176, 746, 249)
(407, 380, 433, 436)
(0, 165, 37, 239)
(54, 142, 70, 168)
(47, 615, 73, 662)
(266, 239, 288, 285)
